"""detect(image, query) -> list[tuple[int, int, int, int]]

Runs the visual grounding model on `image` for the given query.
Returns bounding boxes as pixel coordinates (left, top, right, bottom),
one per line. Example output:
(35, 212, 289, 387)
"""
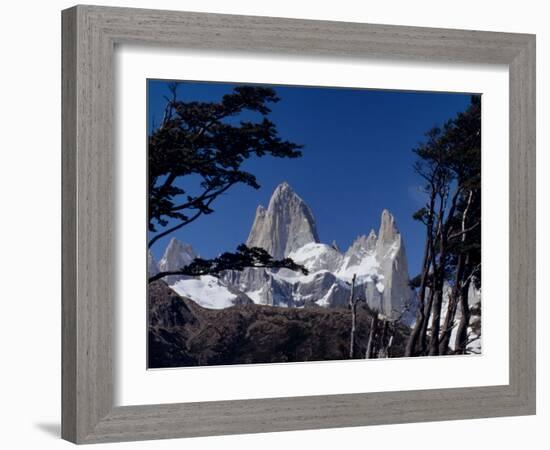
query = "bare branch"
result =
(448, 221, 480, 240)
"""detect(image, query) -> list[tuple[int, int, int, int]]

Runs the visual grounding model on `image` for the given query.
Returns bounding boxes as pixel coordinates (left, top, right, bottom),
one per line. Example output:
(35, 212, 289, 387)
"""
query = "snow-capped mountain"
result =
(154, 183, 415, 320)
(152, 237, 253, 309)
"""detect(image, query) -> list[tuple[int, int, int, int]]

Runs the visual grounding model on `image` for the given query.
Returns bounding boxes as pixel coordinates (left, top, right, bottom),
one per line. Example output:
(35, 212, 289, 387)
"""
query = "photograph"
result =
(146, 79, 482, 368)
(1, 1, 540, 447)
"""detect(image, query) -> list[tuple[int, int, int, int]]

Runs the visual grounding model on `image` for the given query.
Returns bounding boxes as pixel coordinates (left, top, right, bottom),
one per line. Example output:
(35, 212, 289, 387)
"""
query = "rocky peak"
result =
(272, 181, 292, 196)
(158, 238, 196, 274)
(378, 209, 399, 245)
(246, 182, 319, 258)
(345, 230, 377, 258)
(148, 250, 159, 276)
(374, 210, 411, 316)
(367, 228, 377, 241)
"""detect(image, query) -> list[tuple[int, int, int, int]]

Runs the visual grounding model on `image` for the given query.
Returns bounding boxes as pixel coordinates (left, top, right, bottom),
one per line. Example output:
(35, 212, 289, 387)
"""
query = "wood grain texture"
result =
(61, 4, 536, 444)
(61, 7, 77, 443)
(508, 37, 536, 409)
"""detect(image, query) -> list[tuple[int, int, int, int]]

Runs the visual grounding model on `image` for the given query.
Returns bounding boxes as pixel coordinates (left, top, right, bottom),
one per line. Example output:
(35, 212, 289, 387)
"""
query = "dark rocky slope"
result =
(148, 281, 409, 368)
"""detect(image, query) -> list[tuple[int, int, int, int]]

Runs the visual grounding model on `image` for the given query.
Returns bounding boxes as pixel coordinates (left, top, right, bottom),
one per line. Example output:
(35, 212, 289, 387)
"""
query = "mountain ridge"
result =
(151, 182, 415, 321)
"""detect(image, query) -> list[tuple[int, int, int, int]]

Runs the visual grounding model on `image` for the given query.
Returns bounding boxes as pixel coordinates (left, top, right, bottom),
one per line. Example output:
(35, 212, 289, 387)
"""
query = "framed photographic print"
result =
(62, 5, 536, 444)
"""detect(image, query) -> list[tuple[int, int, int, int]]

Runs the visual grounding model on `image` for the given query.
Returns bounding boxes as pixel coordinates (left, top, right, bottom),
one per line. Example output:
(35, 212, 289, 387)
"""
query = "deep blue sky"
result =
(147, 79, 474, 276)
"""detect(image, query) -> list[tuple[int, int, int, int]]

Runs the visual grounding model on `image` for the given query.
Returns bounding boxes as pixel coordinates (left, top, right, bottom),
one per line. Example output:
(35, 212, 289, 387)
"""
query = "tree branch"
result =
(461, 263, 481, 289)
(169, 183, 232, 212)
(448, 221, 480, 240)
(148, 244, 308, 283)
(148, 182, 235, 249)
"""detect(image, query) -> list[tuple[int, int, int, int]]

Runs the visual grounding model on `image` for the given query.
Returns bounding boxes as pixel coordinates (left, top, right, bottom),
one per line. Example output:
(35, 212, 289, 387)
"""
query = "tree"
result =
(441, 98, 481, 354)
(405, 96, 481, 357)
(365, 312, 380, 359)
(348, 274, 359, 358)
(404, 127, 445, 357)
(148, 83, 306, 282)
(437, 97, 481, 355)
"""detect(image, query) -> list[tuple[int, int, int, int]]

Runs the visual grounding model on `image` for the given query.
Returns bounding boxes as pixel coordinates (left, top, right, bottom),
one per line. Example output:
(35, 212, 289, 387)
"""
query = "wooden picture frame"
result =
(62, 5, 536, 444)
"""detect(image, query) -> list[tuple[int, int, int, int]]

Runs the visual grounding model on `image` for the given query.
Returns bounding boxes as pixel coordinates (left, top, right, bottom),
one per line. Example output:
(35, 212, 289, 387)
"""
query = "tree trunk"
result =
(417, 288, 433, 354)
(428, 185, 462, 357)
(348, 274, 357, 359)
(386, 335, 394, 357)
(428, 282, 443, 356)
(455, 278, 472, 354)
(419, 238, 438, 355)
(438, 258, 463, 354)
(365, 313, 379, 359)
(427, 217, 446, 357)
(439, 190, 473, 355)
(439, 253, 468, 354)
(405, 240, 431, 357)
(438, 288, 459, 355)
(377, 319, 389, 358)
(405, 190, 437, 357)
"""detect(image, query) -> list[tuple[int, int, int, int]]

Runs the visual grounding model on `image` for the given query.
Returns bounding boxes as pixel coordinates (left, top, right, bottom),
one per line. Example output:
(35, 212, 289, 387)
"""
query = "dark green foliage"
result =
(406, 96, 482, 357)
(412, 207, 429, 224)
(148, 244, 308, 283)
(147, 83, 307, 282)
(148, 84, 303, 248)
(411, 95, 481, 284)
(409, 274, 422, 289)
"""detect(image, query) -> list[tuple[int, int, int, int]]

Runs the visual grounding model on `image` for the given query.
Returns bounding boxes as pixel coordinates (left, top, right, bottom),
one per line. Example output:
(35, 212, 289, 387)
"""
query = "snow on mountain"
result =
(155, 237, 254, 309)
(289, 242, 343, 273)
(157, 183, 415, 320)
(337, 232, 380, 283)
(171, 276, 238, 309)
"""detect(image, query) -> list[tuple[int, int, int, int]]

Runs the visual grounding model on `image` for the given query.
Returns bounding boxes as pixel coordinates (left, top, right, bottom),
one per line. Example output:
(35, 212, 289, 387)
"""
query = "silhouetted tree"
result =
(406, 96, 481, 356)
(148, 83, 306, 282)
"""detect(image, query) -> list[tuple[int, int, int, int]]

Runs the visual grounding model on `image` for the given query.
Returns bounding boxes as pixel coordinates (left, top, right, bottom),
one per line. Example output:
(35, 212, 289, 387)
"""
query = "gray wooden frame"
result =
(62, 4, 536, 444)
